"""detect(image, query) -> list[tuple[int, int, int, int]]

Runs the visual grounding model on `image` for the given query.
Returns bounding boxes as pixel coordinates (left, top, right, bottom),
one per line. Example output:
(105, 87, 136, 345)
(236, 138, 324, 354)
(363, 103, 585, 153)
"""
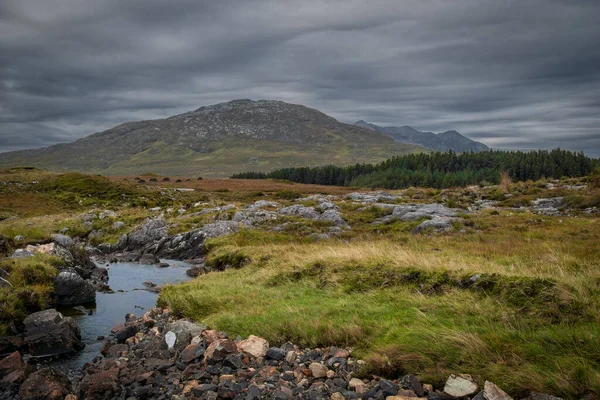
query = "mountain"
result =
(354, 120, 489, 153)
(0, 100, 423, 177)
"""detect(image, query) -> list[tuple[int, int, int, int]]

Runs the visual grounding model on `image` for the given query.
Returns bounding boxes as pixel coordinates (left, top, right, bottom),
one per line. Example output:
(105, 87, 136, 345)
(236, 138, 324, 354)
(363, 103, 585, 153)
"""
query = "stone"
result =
(331, 393, 345, 400)
(14, 235, 25, 242)
(380, 380, 400, 396)
(237, 335, 269, 358)
(412, 217, 455, 234)
(166, 320, 206, 348)
(400, 374, 425, 397)
(138, 253, 161, 264)
(0, 336, 24, 357)
(78, 368, 119, 399)
(24, 309, 84, 357)
(266, 347, 287, 361)
(127, 217, 168, 249)
(19, 368, 72, 400)
(180, 343, 206, 363)
(309, 362, 329, 378)
(50, 234, 74, 248)
(110, 323, 138, 343)
(52, 271, 96, 306)
(165, 331, 177, 349)
(0, 351, 26, 378)
(481, 381, 512, 400)
(443, 374, 478, 397)
(204, 339, 238, 363)
(202, 329, 228, 344)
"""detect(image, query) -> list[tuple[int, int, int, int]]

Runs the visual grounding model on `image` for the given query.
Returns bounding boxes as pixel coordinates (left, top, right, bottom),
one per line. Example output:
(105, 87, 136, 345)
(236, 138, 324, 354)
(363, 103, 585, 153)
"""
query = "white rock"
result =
(165, 331, 177, 349)
(482, 381, 512, 400)
(237, 335, 269, 358)
(444, 374, 478, 397)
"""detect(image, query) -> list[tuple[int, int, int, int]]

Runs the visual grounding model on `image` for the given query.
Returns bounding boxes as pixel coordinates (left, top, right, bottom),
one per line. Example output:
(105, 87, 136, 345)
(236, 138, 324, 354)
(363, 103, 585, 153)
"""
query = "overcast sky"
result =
(1, 0, 599, 156)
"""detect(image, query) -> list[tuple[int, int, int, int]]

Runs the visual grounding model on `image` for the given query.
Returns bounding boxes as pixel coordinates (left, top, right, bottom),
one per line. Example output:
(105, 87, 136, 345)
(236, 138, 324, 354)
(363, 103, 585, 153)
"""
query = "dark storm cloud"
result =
(1, 0, 599, 156)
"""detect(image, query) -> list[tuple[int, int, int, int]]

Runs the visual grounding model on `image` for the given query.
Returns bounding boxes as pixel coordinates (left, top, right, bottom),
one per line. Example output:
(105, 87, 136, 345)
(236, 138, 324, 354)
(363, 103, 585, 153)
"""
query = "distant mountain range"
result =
(354, 120, 489, 153)
(0, 100, 422, 177)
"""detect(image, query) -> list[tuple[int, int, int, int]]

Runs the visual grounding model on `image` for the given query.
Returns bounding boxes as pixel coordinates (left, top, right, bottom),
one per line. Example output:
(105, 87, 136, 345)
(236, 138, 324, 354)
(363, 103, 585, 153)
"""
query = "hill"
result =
(0, 100, 422, 177)
(354, 120, 489, 152)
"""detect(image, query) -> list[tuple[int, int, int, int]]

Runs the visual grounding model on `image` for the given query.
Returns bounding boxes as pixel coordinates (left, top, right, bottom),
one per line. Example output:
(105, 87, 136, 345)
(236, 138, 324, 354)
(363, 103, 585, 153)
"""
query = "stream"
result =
(33, 259, 192, 379)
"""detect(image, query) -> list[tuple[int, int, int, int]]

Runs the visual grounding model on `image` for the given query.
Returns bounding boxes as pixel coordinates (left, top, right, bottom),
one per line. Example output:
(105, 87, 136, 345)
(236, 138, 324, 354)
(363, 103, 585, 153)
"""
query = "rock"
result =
(412, 217, 456, 234)
(204, 339, 238, 363)
(180, 343, 206, 363)
(400, 374, 425, 397)
(78, 368, 119, 399)
(99, 210, 116, 219)
(248, 200, 279, 210)
(0, 351, 26, 378)
(138, 253, 161, 264)
(186, 265, 206, 277)
(0, 336, 24, 357)
(52, 271, 96, 306)
(279, 205, 321, 219)
(127, 217, 168, 249)
(24, 309, 84, 357)
(202, 329, 228, 344)
(379, 380, 400, 396)
(110, 323, 139, 343)
(531, 197, 564, 216)
(347, 191, 400, 203)
(481, 381, 512, 400)
(237, 335, 269, 358)
(165, 331, 177, 349)
(50, 234, 74, 248)
(19, 368, 72, 400)
(309, 362, 329, 378)
(266, 347, 287, 361)
(443, 374, 478, 397)
(112, 221, 125, 229)
(165, 320, 206, 348)
(14, 235, 25, 242)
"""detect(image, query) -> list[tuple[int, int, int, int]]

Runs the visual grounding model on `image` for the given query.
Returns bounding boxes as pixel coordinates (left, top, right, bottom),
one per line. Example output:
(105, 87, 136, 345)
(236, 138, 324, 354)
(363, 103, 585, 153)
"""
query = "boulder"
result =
(180, 343, 206, 363)
(0, 336, 24, 357)
(412, 217, 456, 234)
(0, 351, 26, 378)
(443, 374, 478, 397)
(52, 271, 96, 306)
(522, 393, 563, 400)
(138, 253, 161, 265)
(127, 217, 169, 249)
(279, 205, 321, 219)
(78, 368, 119, 400)
(165, 320, 206, 349)
(19, 368, 72, 400)
(50, 234, 74, 248)
(23, 309, 84, 357)
(237, 335, 269, 358)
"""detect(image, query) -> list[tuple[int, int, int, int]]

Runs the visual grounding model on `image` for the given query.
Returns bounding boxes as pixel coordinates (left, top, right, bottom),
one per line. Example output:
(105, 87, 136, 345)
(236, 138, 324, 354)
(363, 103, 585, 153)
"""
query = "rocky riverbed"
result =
(0, 307, 553, 400)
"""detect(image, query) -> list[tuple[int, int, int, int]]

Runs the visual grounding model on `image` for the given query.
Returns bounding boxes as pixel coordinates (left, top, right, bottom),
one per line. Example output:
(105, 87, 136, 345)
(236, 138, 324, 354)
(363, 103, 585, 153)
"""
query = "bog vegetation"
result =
(232, 149, 598, 189)
(1, 166, 599, 397)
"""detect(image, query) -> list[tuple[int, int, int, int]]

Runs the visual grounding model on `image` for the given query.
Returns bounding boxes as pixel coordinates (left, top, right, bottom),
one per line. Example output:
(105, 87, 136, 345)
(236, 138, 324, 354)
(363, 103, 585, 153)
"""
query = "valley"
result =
(0, 167, 599, 399)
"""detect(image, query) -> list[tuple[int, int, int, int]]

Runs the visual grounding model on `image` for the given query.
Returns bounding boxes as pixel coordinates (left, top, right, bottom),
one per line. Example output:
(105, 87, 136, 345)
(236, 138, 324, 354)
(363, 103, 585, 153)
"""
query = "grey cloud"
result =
(0, 0, 599, 157)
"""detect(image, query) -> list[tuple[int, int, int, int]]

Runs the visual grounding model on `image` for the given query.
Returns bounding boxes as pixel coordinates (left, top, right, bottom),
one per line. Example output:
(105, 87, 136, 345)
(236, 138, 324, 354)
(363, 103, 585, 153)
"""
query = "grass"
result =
(0, 254, 60, 334)
(1, 168, 600, 397)
(160, 212, 600, 398)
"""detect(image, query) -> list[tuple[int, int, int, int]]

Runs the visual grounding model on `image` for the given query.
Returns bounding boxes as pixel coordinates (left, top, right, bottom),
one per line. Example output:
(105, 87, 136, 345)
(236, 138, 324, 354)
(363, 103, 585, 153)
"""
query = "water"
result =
(35, 260, 191, 377)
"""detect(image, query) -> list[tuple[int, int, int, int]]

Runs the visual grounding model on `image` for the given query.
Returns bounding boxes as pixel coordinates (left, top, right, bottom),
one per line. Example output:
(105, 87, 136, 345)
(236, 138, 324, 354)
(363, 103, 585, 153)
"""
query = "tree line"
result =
(231, 149, 598, 189)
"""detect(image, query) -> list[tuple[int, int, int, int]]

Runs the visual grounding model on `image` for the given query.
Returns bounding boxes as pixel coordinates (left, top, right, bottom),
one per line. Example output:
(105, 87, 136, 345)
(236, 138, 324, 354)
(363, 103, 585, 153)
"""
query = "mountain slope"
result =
(0, 100, 423, 177)
(354, 120, 489, 152)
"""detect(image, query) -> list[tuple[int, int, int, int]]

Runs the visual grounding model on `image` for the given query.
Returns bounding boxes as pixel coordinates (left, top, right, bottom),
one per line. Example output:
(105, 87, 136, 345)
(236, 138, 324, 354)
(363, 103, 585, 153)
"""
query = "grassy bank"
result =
(160, 213, 600, 398)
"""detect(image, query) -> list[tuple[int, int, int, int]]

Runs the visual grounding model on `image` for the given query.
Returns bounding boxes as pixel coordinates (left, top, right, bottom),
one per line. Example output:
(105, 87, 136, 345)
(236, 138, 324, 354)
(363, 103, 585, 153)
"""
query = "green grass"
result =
(160, 211, 600, 399)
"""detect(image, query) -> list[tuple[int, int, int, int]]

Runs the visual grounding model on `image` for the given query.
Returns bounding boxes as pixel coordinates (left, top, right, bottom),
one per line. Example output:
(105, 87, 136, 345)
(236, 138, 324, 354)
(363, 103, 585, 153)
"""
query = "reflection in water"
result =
(37, 260, 191, 378)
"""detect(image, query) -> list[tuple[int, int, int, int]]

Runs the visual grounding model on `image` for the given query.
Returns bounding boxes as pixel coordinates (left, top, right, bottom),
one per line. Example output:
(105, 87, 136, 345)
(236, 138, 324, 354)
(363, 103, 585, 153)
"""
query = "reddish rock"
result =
(237, 335, 269, 358)
(19, 368, 73, 400)
(202, 329, 228, 344)
(78, 368, 119, 399)
(181, 343, 206, 363)
(0, 351, 26, 378)
(204, 339, 237, 363)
